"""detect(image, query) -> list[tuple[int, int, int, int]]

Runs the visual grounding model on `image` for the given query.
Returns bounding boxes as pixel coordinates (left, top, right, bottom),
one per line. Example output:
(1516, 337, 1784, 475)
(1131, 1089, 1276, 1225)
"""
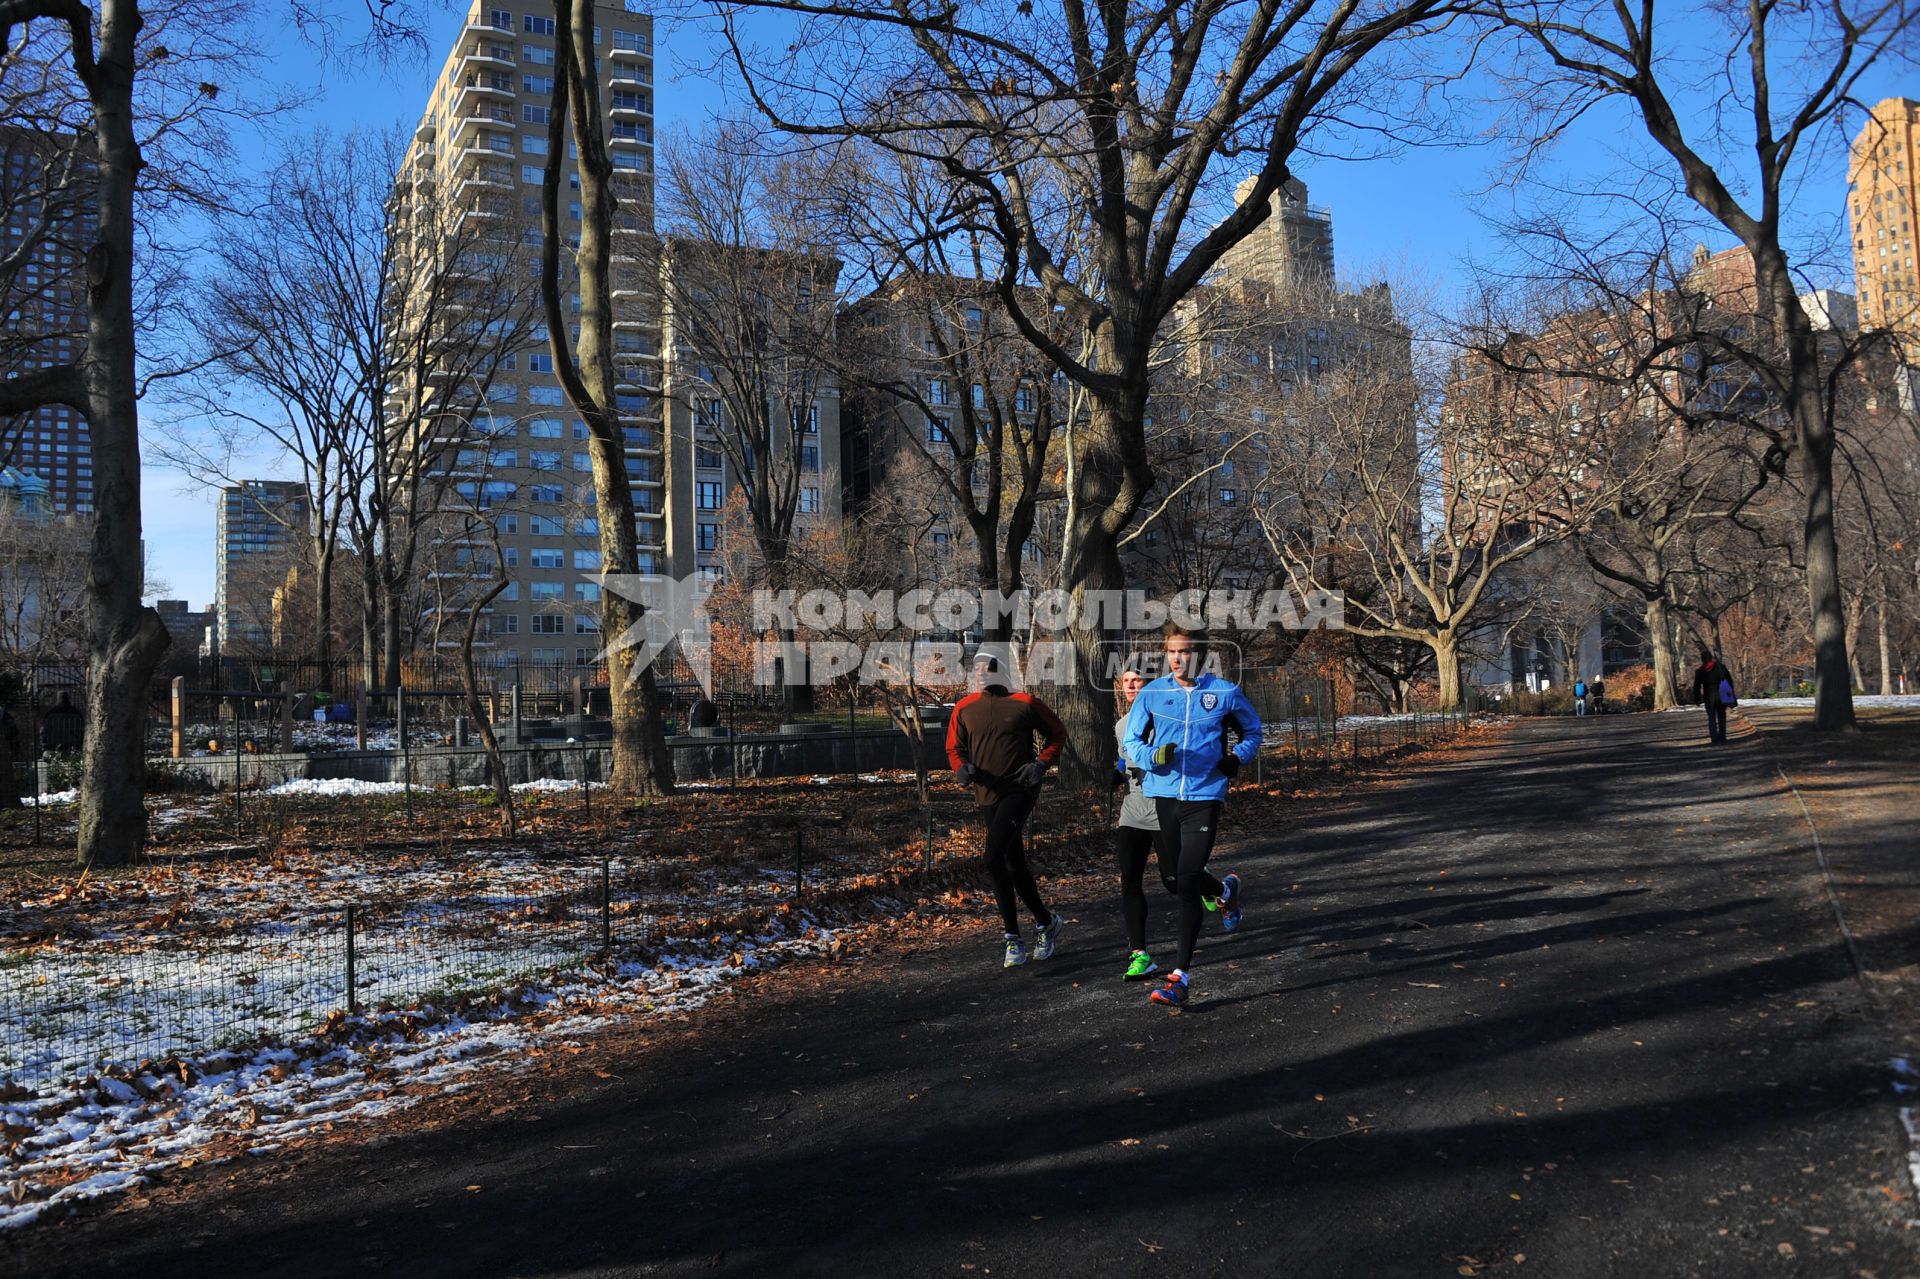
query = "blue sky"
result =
(137, 4, 1906, 611)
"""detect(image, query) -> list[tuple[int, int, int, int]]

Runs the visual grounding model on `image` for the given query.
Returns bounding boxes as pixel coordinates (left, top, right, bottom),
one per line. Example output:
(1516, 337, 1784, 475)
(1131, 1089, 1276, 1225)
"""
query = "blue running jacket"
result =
(1122, 673, 1264, 802)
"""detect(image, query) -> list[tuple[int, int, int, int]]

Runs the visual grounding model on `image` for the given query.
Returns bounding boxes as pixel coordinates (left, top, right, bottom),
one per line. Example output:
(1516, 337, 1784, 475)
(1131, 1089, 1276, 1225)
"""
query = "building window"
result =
(929, 379, 950, 405)
(926, 415, 950, 444)
(521, 43, 555, 65)
(522, 14, 555, 34)
(1219, 488, 1236, 504)
(532, 614, 564, 633)
(489, 9, 513, 30)
(799, 486, 821, 514)
(696, 522, 718, 551)
(695, 443, 724, 470)
(529, 386, 564, 405)
(573, 549, 601, 570)
(611, 29, 649, 52)
(531, 549, 564, 569)
(575, 582, 600, 601)
(694, 398, 721, 428)
(530, 582, 563, 600)
(529, 417, 562, 438)
(521, 133, 548, 154)
(1015, 385, 1034, 413)
(521, 105, 549, 124)
(696, 481, 722, 510)
(498, 613, 519, 634)
(800, 445, 820, 471)
(528, 352, 553, 372)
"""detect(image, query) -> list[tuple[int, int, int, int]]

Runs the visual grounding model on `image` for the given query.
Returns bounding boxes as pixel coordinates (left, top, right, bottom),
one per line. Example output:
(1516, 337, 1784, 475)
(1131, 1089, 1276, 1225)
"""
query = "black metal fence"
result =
(0, 859, 650, 1093)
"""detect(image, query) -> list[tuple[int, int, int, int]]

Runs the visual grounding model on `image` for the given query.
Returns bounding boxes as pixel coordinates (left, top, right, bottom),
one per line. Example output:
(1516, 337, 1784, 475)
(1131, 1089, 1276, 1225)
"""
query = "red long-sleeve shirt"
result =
(945, 688, 1067, 807)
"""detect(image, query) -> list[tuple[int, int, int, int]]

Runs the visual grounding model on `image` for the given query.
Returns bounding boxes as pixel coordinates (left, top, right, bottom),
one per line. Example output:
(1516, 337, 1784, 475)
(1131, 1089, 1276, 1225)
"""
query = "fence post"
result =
(354, 683, 367, 752)
(600, 857, 612, 959)
(171, 676, 185, 760)
(281, 686, 296, 754)
(344, 903, 358, 1013)
(794, 827, 804, 900)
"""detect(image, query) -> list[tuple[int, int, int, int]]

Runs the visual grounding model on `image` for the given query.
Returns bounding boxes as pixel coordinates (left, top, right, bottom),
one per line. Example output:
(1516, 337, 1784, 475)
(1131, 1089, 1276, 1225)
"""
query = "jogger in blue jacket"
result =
(1121, 625, 1264, 1007)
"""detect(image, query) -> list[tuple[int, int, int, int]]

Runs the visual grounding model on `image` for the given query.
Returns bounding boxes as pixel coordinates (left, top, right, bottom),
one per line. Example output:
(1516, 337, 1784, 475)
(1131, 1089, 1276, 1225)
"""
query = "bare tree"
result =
(0, 0, 262, 867)
(1260, 308, 1618, 706)
(715, 0, 1460, 776)
(1468, 0, 1919, 728)
(540, 0, 674, 797)
(659, 123, 845, 705)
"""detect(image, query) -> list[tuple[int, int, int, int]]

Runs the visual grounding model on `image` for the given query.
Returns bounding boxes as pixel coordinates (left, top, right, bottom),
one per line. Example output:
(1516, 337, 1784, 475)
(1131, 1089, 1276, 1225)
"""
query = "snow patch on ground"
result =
(30, 790, 78, 807)
(262, 777, 411, 798)
(0, 904, 891, 1231)
(1748, 694, 1920, 708)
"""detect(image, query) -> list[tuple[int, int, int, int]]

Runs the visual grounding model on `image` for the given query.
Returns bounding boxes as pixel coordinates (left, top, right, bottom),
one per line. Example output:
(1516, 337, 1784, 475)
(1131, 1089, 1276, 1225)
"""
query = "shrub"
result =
(1603, 665, 1657, 710)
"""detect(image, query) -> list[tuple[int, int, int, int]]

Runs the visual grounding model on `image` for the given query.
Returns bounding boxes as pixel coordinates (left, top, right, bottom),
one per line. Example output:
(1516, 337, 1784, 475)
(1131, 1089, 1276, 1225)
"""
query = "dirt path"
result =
(6, 712, 1915, 1278)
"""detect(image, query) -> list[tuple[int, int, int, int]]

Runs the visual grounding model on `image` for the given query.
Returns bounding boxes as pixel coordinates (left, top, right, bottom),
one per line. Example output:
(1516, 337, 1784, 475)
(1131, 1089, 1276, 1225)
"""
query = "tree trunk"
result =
(380, 589, 401, 691)
(1765, 255, 1855, 730)
(1431, 632, 1463, 710)
(460, 579, 515, 836)
(1877, 593, 1893, 697)
(1054, 394, 1147, 784)
(1645, 594, 1681, 711)
(548, 0, 672, 797)
(77, 0, 173, 869)
(314, 535, 334, 675)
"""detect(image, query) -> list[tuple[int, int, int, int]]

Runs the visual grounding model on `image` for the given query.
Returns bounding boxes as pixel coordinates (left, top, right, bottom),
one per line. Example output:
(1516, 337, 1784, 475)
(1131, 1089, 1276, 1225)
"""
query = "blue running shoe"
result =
(1220, 874, 1242, 933)
(1003, 935, 1030, 968)
(1034, 915, 1063, 961)
(1149, 971, 1189, 1007)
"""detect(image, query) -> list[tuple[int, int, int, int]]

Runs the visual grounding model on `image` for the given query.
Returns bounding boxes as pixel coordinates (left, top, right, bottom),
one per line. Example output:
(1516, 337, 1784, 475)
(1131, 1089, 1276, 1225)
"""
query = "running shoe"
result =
(1034, 916, 1063, 961)
(1149, 971, 1190, 1007)
(1219, 874, 1242, 933)
(1123, 950, 1159, 981)
(1004, 936, 1030, 968)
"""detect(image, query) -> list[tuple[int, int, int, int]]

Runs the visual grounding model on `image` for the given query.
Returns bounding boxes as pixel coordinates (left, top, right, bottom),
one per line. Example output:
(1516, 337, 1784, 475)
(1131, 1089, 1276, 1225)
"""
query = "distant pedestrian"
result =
(1573, 678, 1589, 717)
(1112, 667, 1216, 983)
(1590, 678, 1607, 714)
(1691, 649, 1737, 745)
(946, 655, 1067, 968)
(1122, 625, 1263, 1009)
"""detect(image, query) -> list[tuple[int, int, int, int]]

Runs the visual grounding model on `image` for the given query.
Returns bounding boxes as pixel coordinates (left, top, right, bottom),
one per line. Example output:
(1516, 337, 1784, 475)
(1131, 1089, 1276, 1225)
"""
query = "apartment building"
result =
(215, 480, 309, 654)
(658, 237, 843, 582)
(1849, 97, 1919, 356)
(390, 1, 659, 674)
(0, 125, 95, 514)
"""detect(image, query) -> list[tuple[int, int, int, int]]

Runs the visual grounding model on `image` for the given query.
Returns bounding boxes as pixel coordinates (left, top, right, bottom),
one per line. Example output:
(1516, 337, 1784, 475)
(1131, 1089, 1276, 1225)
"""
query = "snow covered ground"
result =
(1746, 694, 1920, 709)
(0, 903, 892, 1230)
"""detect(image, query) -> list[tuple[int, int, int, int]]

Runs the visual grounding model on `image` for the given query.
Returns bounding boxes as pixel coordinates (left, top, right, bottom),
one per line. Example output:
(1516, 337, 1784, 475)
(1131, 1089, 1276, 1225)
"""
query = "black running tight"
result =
(1152, 799, 1224, 971)
(1117, 823, 1222, 953)
(983, 791, 1051, 935)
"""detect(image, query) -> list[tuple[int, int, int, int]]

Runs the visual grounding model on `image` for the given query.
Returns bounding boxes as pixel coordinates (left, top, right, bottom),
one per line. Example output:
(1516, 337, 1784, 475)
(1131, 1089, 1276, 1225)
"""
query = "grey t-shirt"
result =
(1115, 715, 1158, 831)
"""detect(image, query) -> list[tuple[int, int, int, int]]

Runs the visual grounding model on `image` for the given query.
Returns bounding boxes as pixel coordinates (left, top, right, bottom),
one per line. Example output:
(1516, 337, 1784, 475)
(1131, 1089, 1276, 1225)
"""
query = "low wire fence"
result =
(0, 858, 653, 1093)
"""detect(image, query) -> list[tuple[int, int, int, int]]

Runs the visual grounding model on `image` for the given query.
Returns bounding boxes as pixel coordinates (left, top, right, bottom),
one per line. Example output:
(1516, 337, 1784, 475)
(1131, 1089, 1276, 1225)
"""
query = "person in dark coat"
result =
(1690, 649, 1737, 744)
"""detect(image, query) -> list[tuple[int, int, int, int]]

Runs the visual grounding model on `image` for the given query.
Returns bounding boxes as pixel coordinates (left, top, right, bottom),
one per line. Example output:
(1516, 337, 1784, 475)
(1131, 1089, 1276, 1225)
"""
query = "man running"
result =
(1123, 625, 1264, 1008)
(947, 654, 1068, 968)
(1690, 648, 1737, 745)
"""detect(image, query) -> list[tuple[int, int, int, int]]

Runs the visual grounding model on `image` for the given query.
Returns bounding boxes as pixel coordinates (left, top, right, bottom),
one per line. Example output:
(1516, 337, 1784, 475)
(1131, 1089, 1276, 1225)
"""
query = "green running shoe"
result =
(1124, 950, 1159, 981)
(1003, 936, 1031, 968)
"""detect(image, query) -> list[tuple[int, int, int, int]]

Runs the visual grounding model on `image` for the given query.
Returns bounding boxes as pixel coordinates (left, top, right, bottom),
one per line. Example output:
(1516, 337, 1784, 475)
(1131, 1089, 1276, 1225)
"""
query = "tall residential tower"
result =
(1849, 97, 1919, 357)
(391, 1, 659, 675)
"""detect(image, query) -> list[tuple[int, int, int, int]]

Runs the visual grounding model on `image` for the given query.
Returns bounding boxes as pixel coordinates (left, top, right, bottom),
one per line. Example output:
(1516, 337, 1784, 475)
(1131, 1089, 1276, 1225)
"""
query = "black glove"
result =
(1218, 753, 1240, 779)
(1110, 767, 1128, 791)
(1015, 761, 1046, 788)
(953, 763, 976, 787)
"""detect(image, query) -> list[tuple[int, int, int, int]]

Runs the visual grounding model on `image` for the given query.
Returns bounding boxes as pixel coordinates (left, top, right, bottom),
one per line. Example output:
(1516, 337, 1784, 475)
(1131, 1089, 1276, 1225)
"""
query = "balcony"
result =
(609, 43, 651, 61)
(453, 78, 515, 115)
(414, 120, 437, 142)
(459, 44, 516, 72)
(608, 71, 651, 91)
(608, 102, 650, 121)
